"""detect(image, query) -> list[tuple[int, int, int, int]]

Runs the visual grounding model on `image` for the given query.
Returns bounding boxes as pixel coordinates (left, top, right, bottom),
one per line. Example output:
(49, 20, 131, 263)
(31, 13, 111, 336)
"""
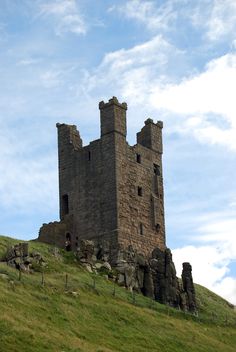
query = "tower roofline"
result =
(99, 96, 127, 110)
(144, 118, 163, 128)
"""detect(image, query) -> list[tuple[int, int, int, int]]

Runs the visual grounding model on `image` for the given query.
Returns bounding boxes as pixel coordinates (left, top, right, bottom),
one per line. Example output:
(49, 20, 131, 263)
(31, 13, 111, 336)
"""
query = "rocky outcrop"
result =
(76, 240, 197, 313)
(181, 262, 197, 312)
(150, 248, 180, 308)
(3, 243, 46, 272)
(76, 239, 112, 275)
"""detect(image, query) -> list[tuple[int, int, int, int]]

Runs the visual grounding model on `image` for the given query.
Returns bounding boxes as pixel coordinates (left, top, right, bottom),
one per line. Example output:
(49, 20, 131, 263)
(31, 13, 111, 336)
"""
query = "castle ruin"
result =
(39, 97, 166, 261)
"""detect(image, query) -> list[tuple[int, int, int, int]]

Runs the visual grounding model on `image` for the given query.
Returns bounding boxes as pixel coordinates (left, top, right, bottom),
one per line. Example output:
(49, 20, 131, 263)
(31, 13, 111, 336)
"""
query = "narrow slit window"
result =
(62, 194, 69, 215)
(88, 151, 91, 161)
(140, 223, 144, 235)
(155, 223, 161, 233)
(136, 153, 141, 164)
(154, 164, 161, 176)
(138, 186, 143, 197)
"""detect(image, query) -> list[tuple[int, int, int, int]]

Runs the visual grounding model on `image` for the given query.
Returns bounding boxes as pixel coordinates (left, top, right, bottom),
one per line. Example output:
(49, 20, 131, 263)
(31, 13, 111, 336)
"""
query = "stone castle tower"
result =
(39, 97, 166, 262)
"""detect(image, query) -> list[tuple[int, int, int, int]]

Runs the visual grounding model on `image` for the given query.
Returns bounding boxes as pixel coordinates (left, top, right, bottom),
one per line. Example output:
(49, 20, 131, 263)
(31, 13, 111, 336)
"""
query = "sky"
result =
(0, 0, 236, 304)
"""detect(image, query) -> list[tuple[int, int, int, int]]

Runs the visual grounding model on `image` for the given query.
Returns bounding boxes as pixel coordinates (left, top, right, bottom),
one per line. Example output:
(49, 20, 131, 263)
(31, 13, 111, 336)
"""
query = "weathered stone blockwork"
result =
(38, 97, 166, 262)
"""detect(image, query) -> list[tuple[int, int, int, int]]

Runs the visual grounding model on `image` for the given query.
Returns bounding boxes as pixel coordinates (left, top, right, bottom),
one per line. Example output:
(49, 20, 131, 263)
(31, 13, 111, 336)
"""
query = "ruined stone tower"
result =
(39, 97, 166, 262)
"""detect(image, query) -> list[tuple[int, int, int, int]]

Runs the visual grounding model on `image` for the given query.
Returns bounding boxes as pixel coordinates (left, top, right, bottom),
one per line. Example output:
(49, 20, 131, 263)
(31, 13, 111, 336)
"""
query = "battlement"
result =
(144, 118, 163, 129)
(99, 96, 127, 110)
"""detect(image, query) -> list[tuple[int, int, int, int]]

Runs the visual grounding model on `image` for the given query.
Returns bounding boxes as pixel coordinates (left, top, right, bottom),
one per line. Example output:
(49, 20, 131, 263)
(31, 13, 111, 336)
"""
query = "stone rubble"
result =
(2, 243, 46, 272)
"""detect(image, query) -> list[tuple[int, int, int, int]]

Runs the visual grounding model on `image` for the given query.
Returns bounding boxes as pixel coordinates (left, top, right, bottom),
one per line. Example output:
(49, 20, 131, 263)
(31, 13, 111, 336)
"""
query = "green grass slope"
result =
(0, 235, 235, 352)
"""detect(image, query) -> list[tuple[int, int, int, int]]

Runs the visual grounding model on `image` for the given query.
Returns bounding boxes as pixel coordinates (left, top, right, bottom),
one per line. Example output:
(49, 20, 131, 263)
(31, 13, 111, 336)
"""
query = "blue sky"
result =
(0, 0, 236, 304)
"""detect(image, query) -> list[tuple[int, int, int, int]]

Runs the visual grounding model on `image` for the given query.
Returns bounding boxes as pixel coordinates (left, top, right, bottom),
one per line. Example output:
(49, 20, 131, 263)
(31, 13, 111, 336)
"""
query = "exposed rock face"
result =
(76, 240, 197, 313)
(181, 262, 197, 312)
(150, 248, 180, 308)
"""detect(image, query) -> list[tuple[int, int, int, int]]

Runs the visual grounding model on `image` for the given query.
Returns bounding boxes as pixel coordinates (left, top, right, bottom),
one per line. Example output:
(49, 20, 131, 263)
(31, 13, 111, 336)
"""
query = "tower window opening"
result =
(136, 153, 141, 163)
(140, 223, 144, 235)
(154, 164, 161, 176)
(62, 194, 69, 215)
(155, 223, 161, 233)
(88, 150, 91, 161)
(138, 186, 143, 196)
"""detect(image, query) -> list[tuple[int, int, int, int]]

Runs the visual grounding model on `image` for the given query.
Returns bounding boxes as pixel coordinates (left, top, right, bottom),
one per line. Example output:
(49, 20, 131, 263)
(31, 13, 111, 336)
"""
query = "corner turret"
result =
(137, 118, 163, 154)
(99, 97, 127, 138)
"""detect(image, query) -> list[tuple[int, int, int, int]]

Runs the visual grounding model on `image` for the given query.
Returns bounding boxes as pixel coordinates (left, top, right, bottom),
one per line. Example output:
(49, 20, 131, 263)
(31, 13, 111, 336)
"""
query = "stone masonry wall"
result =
(116, 119, 166, 256)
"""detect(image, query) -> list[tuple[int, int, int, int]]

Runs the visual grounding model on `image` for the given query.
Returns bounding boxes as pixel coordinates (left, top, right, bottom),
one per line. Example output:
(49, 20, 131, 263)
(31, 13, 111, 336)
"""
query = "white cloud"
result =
(172, 207, 236, 304)
(204, 0, 236, 41)
(173, 245, 236, 304)
(38, 0, 87, 36)
(83, 35, 184, 107)
(213, 277, 236, 305)
(150, 53, 236, 150)
(83, 33, 236, 151)
(111, 0, 176, 32)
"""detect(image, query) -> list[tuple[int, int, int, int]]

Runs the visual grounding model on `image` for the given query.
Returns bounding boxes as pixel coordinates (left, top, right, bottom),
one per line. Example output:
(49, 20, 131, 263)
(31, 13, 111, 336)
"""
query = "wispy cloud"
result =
(82, 35, 185, 108)
(192, 0, 236, 42)
(38, 0, 87, 36)
(109, 0, 176, 32)
(17, 58, 42, 66)
(112, 0, 236, 47)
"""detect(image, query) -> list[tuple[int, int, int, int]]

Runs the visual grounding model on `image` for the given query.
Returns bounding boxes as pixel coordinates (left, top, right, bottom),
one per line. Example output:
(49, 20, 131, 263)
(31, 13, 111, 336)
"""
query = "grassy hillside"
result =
(0, 235, 235, 352)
